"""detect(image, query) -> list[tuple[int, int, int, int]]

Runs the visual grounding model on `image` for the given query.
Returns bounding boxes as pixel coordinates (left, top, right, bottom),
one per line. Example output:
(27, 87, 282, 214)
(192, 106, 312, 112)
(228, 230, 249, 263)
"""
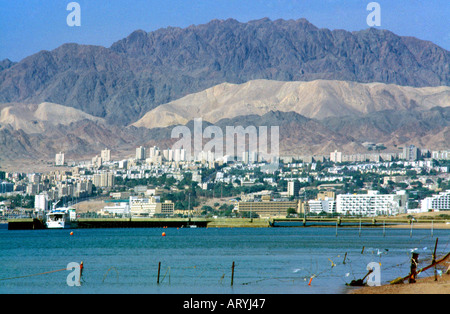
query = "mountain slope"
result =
(132, 79, 450, 128)
(0, 102, 104, 134)
(0, 18, 449, 125)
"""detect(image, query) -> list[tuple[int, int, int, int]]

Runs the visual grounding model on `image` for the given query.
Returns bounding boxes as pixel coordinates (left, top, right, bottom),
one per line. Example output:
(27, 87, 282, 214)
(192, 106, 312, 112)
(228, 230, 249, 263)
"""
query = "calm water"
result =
(0, 224, 448, 294)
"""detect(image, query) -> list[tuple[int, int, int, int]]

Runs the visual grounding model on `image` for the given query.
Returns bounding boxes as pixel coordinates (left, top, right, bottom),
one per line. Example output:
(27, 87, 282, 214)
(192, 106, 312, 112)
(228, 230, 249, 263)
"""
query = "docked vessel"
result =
(46, 207, 75, 229)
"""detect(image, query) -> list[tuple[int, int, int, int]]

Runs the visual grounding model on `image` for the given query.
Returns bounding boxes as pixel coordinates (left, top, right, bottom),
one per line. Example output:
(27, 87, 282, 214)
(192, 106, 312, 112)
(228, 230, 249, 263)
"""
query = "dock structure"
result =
(76, 218, 210, 228)
(268, 217, 450, 227)
(7, 218, 46, 230)
(6, 216, 450, 230)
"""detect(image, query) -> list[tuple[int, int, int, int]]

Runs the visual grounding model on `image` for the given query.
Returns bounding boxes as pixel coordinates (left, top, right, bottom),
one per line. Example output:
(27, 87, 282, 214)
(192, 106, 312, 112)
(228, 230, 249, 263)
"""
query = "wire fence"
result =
(1, 231, 449, 292)
(1, 246, 448, 290)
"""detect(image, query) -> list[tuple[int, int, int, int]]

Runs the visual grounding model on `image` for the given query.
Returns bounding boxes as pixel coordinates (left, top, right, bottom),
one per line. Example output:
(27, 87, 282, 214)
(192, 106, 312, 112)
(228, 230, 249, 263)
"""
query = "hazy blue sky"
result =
(0, 0, 449, 62)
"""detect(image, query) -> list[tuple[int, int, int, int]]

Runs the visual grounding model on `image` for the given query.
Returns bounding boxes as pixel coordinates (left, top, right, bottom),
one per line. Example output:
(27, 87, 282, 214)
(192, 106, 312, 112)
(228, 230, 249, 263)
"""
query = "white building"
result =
(308, 198, 336, 215)
(330, 150, 342, 163)
(101, 201, 130, 216)
(420, 190, 450, 213)
(287, 180, 300, 197)
(149, 146, 160, 159)
(55, 152, 65, 166)
(432, 150, 450, 160)
(174, 148, 187, 162)
(35, 193, 48, 212)
(101, 148, 111, 162)
(92, 155, 102, 168)
(119, 160, 128, 169)
(129, 196, 174, 217)
(336, 190, 408, 216)
(136, 146, 146, 160)
(130, 196, 160, 217)
(242, 151, 249, 164)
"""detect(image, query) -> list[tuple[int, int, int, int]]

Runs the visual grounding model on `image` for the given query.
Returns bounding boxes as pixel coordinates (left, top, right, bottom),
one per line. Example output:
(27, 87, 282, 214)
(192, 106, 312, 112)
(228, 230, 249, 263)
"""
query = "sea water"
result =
(0, 224, 448, 294)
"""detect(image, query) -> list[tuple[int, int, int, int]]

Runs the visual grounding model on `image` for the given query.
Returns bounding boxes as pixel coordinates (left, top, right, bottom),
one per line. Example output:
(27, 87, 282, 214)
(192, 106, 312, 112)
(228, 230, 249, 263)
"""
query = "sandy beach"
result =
(350, 273, 450, 294)
(350, 244, 450, 294)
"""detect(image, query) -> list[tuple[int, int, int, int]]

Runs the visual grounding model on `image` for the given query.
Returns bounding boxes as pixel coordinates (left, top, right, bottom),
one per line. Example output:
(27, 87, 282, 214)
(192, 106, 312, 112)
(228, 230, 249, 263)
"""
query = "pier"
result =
(269, 217, 450, 228)
(7, 218, 46, 230)
(6, 216, 450, 230)
(75, 217, 209, 229)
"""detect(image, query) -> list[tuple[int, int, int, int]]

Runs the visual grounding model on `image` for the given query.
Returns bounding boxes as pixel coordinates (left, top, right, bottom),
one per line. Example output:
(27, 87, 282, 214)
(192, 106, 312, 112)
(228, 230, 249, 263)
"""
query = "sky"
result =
(0, 0, 449, 62)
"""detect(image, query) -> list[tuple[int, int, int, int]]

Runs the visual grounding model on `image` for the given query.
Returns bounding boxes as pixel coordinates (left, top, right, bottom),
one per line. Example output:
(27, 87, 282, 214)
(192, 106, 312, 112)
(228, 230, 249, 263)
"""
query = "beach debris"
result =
(390, 277, 404, 285)
(346, 269, 373, 287)
(409, 253, 419, 283)
(391, 250, 450, 285)
(328, 258, 336, 268)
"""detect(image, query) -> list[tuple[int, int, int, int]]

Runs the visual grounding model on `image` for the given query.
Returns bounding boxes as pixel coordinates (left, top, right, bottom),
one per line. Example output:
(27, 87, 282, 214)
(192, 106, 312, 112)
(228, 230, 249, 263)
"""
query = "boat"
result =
(46, 207, 75, 229)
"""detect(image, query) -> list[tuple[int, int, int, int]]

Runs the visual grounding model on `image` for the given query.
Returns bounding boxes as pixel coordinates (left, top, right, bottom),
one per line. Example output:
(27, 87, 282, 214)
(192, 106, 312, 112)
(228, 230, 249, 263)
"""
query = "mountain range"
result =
(0, 17, 449, 165)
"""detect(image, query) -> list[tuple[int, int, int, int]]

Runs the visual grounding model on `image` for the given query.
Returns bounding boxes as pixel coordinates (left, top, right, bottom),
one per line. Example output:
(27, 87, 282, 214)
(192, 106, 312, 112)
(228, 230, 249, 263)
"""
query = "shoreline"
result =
(349, 273, 450, 294)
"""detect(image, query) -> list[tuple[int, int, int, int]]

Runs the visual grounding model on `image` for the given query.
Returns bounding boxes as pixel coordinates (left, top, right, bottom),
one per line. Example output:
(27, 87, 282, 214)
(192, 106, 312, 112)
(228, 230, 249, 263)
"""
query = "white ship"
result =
(46, 207, 76, 229)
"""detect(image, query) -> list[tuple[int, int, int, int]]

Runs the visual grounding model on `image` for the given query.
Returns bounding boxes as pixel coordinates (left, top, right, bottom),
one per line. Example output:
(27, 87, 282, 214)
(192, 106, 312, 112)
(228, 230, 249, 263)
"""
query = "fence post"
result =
(433, 238, 439, 281)
(409, 253, 419, 283)
(231, 261, 235, 286)
(157, 262, 161, 284)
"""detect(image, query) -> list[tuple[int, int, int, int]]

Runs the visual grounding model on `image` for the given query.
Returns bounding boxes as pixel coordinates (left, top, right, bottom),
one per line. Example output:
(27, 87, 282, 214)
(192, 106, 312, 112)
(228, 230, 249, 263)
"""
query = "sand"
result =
(349, 273, 450, 294)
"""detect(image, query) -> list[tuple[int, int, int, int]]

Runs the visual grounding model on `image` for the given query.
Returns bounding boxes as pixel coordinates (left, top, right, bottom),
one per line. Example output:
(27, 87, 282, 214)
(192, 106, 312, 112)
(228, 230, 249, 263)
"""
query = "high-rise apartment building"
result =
(403, 145, 419, 161)
(136, 146, 146, 160)
(330, 150, 342, 163)
(287, 180, 300, 197)
(55, 152, 65, 166)
(101, 148, 111, 162)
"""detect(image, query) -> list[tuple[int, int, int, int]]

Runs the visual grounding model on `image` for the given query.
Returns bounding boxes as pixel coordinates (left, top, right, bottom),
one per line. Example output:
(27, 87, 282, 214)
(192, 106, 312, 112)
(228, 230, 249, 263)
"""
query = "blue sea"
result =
(0, 224, 448, 294)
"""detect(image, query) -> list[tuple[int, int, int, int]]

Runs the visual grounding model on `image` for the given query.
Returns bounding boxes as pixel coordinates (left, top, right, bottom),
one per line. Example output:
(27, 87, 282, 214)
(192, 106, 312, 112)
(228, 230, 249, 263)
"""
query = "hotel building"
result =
(336, 190, 408, 216)
(420, 190, 450, 212)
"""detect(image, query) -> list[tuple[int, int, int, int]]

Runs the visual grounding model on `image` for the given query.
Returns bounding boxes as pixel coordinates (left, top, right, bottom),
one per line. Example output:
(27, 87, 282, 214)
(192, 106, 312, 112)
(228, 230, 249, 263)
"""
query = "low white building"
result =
(101, 201, 130, 216)
(308, 198, 336, 215)
(420, 190, 450, 213)
(129, 196, 174, 217)
(336, 190, 408, 216)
